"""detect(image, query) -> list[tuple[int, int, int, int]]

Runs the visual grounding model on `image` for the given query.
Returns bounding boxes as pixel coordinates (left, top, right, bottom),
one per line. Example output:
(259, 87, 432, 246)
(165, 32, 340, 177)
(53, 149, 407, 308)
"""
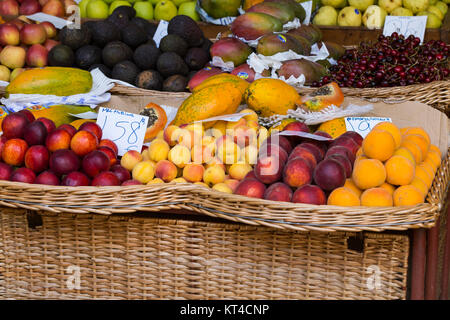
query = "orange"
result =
(393, 185, 425, 206)
(410, 176, 429, 198)
(374, 122, 402, 148)
(327, 187, 361, 206)
(401, 140, 423, 164)
(415, 165, 433, 189)
(393, 147, 416, 166)
(360, 187, 393, 207)
(403, 134, 429, 159)
(352, 158, 386, 190)
(362, 129, 396, 161)
(344, 178, 362, 197)
(402, 127, 431, 146)
(379, 182, 396, 196)
(384, 155, 415, 186)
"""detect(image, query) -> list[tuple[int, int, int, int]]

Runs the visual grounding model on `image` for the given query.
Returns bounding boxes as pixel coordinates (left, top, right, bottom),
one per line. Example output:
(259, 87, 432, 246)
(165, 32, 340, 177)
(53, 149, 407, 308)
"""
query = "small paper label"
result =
(299, 1, 313, 24)
(68, 112, 98, 120)
(152, 20, 169, 47)
(278, 130, 333, 141)
(26, 13, 71, 29)
(383, 16, 428, 42)
(345, 117, 392, 138)
(194, 112, 252, 123)
(96, 107, 149, 156)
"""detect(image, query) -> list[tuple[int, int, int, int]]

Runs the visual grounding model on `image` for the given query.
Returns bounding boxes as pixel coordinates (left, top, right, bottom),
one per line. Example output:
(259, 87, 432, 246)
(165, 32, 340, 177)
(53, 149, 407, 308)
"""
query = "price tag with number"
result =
(96, 107, 149, 156)
(383, 16, 428, 42)
(345, 117, 392, 138)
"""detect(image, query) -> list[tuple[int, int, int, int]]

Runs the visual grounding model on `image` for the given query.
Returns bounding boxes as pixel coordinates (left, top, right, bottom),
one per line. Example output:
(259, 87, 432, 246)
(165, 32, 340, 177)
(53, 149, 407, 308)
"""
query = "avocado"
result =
(184, 47, 209, 70)
(102, 41, 133, 68)
(187, 70, 197, 81)
(89, 64, 112, 78)
(147, 39, 157, 46)
(133, 44, 160, 70)
(200, 37, 213, 51)
(111, 60, 140, 85)
(48, 44, 75, 67)
(59, 25, 91, 50)
(75, 45, 102, 70)
(82, 21, 97, 34)
(91, 21, 121, 48)
(135, 70, 164, 90)
(157, 52, 189, 78)
(167, 15, 204, 47)
(159, 34, 188, 57)
(162, 75, 188, 92)
(111, 5, 136, 18)
(121, 23, 147, 48)
(130, 17, 157, 41)
(106, 11, 130, 29)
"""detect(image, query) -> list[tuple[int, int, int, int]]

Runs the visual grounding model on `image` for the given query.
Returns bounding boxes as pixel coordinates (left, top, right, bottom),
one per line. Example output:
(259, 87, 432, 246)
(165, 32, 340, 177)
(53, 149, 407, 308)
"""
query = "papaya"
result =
(192, 73, 250, 100)
(317, 117, 346, 139)
(300, 82, 344, 112)
(171, 82, 243, 129)
(139, 103, 168, 143)
(6, 67, 93, 97)
(243, 78, 302, 117)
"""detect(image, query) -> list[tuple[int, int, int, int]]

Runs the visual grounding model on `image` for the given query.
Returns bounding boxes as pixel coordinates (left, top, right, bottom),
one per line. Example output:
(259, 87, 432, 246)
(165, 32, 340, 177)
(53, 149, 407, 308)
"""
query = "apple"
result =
(0, 0, 20, 20)
(20, 24, 47, 45)
(25, 43, 48, 67)
(42, 0, 65, 17)
(108, 1, 132, 15)
(1, 46, 27, 69)
(40, 21, 57, 39)
(0, 23, 20, 46)
(43, 38, 59, 52)
(86, 0, 109, 19)
(177, 1, 200, 21)
(19, 0, 41, 15)
(133, 1, 153, 20)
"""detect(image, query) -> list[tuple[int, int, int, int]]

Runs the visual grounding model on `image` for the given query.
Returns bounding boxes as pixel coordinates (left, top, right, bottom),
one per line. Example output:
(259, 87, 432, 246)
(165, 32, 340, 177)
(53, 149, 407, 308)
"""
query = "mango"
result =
(265, 0, 306, 21)
(231, 12, 283, 41)
(187, 67, 225, 92)
(247, 2, 295, 23)
(287, 24, 322, 45)
(277, 59, 327, 85)
(256, 33, 311, 56)
(319, 41, 346, 60)
(210, 37, 253, 67)
(200, 0, 242, 19)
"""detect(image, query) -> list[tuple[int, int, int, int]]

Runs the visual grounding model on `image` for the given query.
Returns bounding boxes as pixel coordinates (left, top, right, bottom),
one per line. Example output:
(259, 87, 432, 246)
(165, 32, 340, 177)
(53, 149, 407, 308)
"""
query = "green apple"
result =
(109, 0, 132, 14)
(178, 1, 200, 21)
(134, 1, 154, 19)
(79, 0, 91, 18)
(173, 0, 191, 6)
(154, 0, 178, 21)
(86, 0, 110, 18)
(150, 0, 161, 5)
(103, 0, 116, 4)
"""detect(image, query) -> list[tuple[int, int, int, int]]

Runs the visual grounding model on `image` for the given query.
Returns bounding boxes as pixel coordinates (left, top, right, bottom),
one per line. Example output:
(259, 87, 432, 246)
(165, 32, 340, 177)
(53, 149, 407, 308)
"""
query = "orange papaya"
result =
(139, 103, 168, 143)
(300, 82, 344, 112)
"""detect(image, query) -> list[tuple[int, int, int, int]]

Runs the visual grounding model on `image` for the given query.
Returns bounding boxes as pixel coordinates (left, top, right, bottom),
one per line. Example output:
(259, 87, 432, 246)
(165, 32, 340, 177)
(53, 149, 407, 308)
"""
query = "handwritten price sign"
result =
(345, 117, 392, 138)
(96, 107, 149, 156)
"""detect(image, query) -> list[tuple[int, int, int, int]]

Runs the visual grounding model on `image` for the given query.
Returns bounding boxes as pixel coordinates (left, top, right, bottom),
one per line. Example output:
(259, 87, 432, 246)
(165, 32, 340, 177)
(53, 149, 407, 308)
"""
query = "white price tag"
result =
(194, 112, 252, 123)
(345, 117, 392, 138)
(299, 1, 313, 24)
(278, 130, 333, 141)
(152, 20, 169, 47)
(26, 13, 71, 29)
(96, 107, 149, 156)
(383, 16, 428, 42)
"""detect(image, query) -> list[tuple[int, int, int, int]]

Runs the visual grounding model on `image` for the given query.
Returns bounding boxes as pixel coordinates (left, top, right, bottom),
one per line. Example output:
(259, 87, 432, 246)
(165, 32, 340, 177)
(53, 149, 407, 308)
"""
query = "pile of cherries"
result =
(313, 33, 450, 88)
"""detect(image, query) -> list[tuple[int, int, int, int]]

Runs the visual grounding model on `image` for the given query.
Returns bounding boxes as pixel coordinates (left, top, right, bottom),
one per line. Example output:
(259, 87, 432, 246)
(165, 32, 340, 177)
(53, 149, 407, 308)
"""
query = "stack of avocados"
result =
(47, 6, 213, 92)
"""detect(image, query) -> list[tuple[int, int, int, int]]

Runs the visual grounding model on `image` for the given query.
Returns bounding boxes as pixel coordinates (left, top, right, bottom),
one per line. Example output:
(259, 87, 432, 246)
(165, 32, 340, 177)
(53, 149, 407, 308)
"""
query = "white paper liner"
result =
(259, 103, 374, 127)
(211, 56, 236, 71)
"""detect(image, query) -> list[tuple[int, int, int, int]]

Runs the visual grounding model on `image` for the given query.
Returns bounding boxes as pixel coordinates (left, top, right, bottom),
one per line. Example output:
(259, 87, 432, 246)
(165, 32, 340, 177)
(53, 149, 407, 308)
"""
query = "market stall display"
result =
(0, 0, 76, 19)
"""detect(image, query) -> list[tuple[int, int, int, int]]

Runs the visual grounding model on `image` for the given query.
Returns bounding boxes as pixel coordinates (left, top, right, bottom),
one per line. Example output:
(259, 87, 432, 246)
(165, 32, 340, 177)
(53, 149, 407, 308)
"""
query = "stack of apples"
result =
(0, 0, 75, 20)
(233, 120, 363, 204)
(0, 18, 59, 81)
(0, 110, 135, 187)
(118, 108, 268, 192)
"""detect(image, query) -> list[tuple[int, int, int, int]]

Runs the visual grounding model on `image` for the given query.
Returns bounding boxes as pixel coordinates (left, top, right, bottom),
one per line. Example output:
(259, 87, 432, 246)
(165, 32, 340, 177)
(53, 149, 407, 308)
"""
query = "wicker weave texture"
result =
(0, 210, 409, 300)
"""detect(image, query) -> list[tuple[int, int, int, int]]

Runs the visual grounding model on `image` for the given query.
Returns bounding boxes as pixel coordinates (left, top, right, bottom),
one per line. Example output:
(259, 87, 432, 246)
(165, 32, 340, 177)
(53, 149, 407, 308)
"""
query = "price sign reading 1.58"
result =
(345, 117, 392, 138)
(96, 107, 149, 156)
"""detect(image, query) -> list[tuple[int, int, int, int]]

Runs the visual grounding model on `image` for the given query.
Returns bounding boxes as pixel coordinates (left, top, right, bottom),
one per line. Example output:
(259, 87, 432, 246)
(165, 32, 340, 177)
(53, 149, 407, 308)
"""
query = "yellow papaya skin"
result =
(6, 67, 93, 97)
(192, 73, 250, 96)
(244, 78, 302, 117)
(171, 83, 243, 129)
(28, 105, 93, 127)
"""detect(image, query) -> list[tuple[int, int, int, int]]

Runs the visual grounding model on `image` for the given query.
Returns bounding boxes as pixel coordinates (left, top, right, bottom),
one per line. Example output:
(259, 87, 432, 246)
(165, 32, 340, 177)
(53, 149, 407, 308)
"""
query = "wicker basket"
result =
(0, 209, 409, 300)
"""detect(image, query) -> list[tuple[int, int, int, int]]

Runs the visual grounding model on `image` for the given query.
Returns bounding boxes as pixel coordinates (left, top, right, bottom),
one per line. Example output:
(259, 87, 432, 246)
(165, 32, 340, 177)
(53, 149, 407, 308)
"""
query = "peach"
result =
(228, 163, 252, 181)
(224, 178, 240, 192)
(91, 172, 120, 186)
(120, 150, 143, 171)
(297, 142, 323, 162)
(44, 38, 59, 52)
(70, 130, 98, 157)
(11, 167, 36, 184)
(35, 170, 59, 185)
(177, 128, 196, 149)
(0, 136, 7, 156)
(45, 128, 71, 152)
(42, 0, 64, 17)
(212, 121, 227, 137)
(182, 163, 205, 183)
(99, 139, 118, 155)
(239, 108, 258, 122)
(24, 145, 49, 173)
(148, 139, 170, 162)
(340, 131, 363, 146)
(122, 179, 143, 186)
(203, 165, 226, 186)
(282, 120, 310, 145)
(82, 150, 110, 178)
(79, 122, 102, 141)
(25, 43, 48, 67)
(205, 157, 226, 171)
(234, 178, 266, 199)
(168, 145, 191, 168)
(110, 164, 131, 183)
(329, 135, 359, 156)
(20, 0, 41, 15)
(61, 171, 90, 186)
(217, 140, 241, 165)
(58, 124, 77, 137)
(254, 155, 283, 184)
(326, 154, 352, 178)
(172, 177, 187, 183)
(292, 184, 326, 205)
(262, 135, 293, 154)
(37, 117, 56, 134)
(282, 157, 312, 188)
(0, 162, 13, 180)
(194, 181, 209, 188)
(2, 138, 28, 166)
(50, 149, 80, 176)
(212, 183, 233, 194)
(0, 23, 20, 46)
(257, 127, 269, 149)
(288, 147, 317, 170)
(132, 160, 155, 184)
(98, 146, 117, 166)
(141, 149, 150, 161)
(1, 112, 30, 139)
(23, 120, 47, 146)
(0, 0, 19, 19)
(163, 125, 180, 147)
(155, 160, 178, 182)
(264, 182, 293, 202)
(17, 109, 35, 123)
(259, 143, 288, 164)
(313, 158, 346, 191)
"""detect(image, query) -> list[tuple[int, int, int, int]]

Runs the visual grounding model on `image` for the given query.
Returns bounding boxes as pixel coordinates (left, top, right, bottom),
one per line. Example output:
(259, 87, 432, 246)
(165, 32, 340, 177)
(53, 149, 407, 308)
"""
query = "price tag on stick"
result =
(383, 16, 427, 43)
(96, 107, 149, 156)
(345, 117, 392, 138)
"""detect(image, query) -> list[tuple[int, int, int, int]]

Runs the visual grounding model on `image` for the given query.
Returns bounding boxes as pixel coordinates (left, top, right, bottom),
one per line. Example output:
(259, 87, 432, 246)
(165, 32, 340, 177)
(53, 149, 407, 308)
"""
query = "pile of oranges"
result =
(327, 122, 441, 207)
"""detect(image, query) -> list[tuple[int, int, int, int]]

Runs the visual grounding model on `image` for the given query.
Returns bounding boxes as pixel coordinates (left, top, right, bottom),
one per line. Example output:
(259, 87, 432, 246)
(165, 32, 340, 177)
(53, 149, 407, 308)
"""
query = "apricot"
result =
(379, 182, 396, 196)
(168, 145, 191, 168)
(429, 144, 441, 158)
(155, 160, 178, 182)
(403, 134, 429, 159)
(205, 157, 226, 171)
(393, 147, 416, 166)
(411, 176, 429, 198)
(141, 149, 150, 161)
(194, 182, 209, 188)
(148, 139, 170, 162)
(147, 178, 164, 184)
(420, 161, 436, 179)
(177, 128, 196, 149)
(203, 165, 226, 187)
(362, 128, 396, 161)
(385, 155, 415, 186)
(191, 145, 214, 164)
(360, 187, 393, 207)
(327, 187, 361, 206)
(402, 127, 430, 146)
(425, 151, 441, 170)
(163, 125, 180, 146)
(229, 163, 252, 181)
(212, 183, 233, 194)
(393, 185, 425, 206)
(344, 178, 362, 197)
(415, 165, 433, 189)
(172, 177, 188, 183)
(373, 122, 402, 148)
(120, 150, 143, 171)
(242, 145, 258, 165)
(212, 121, 227, 137)
(224, 178, 240, 192)
(257, 127, 269, 149)
(401, 140, 423, 164)
(132, 161, 155, 184)
(240, 108, 259, 122)
(352, 158, 386, 190)
(182, 163, 205, 183)
(355, 147, 363, 158)
(217, 140, 241, 165)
